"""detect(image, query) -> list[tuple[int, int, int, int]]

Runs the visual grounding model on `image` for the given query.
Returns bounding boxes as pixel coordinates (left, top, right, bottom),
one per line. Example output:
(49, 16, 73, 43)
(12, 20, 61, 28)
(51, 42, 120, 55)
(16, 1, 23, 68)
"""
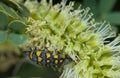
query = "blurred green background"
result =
(0, 0, 120, 78)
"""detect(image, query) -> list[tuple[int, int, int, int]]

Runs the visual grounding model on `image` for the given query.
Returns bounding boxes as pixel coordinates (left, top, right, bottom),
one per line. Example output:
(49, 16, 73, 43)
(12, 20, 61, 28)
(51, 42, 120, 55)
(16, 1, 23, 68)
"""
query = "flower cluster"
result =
(22, 0, 120, 78)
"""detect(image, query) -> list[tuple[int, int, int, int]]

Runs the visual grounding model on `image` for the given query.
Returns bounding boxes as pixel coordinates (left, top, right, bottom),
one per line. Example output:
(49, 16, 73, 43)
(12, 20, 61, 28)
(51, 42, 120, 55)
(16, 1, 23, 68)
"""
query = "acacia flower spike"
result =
(22, 0, 120, 78)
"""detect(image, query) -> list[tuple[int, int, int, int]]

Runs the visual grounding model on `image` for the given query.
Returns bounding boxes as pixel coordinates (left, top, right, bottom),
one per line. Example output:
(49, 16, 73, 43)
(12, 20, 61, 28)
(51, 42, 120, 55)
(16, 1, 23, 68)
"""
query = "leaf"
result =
(6, 0, 30, 17)
(105, 12, 120, 25)
(16, 4, 30, 22)
(0, 31, 7, 43)
(19, 4, 30, 17)
(0, 2, 18, 18)
(14, 62, 60, 78)
(8, 20, 27, 33)
(82, 0, 98, 19)
(99, 0, 117, 13)
(8, 33, 27, 45)
(0, 10, 9, 30)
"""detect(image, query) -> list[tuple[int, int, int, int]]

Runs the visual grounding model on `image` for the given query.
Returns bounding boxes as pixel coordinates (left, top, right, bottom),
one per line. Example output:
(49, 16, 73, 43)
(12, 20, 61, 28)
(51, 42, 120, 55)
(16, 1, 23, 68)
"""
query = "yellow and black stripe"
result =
(25, 47, 72, 68)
